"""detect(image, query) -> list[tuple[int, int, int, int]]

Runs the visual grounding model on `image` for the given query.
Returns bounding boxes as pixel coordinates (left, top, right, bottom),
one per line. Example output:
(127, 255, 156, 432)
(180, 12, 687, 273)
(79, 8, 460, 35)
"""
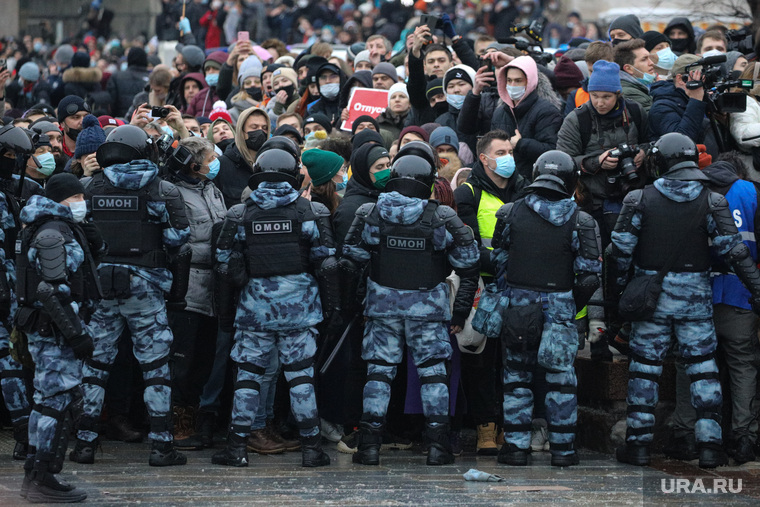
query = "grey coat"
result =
(174, 177, 228, 316)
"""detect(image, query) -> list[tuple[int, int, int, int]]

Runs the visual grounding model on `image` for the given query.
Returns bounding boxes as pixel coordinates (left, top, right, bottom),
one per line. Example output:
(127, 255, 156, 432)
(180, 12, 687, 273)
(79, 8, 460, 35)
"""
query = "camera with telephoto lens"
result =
(608, 143, 640, 183)
(155, 133, 175, 166)
(684, 54, 753, 114)
(726, 26, 754, 55)
(500, 18, 553, 66)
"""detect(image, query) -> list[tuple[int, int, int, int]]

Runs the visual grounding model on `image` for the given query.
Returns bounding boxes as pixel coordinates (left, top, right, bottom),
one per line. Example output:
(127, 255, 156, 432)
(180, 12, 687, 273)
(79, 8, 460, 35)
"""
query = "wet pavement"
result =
(1, 430, 759, 506)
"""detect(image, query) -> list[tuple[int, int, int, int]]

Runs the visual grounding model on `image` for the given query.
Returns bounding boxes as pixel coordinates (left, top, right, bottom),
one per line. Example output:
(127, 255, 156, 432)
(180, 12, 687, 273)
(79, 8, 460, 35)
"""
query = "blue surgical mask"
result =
(488, 154, 516, 179)
(633, 67, 656, 86)
(161, 126, 175, 138)
(120, 61, 128, 71)
(507, 85, 526, 102)
(446, 94, 465, 110)
(655, 47, 677, 70)
(205, 73, 219, 86)
(33, 41, 43, 53)
(69, 200, 88, 223)
(36, 152, 56, 176)
(205, 157, 220, 180)
(336, 172, 347, 191)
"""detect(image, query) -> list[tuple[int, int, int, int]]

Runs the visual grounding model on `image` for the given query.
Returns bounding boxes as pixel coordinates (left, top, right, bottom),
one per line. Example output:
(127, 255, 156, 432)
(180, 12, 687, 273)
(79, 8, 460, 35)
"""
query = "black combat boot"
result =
(616, 443, 650, 466)
(550, 442, 580, 467)
(498, 443, 529, 466)
(149, 440, 187, 467)
(196, 410, 216, 448)
(69, 438, 97, 464)
(301, 433, 331, 467)
(699, 442, 728, 469)
(13, 421, 29, 460)
(352, 422, 383, 466)
(211, 432, 249, 467)
(732, 435, 755, 465)
(424, 423, 454, 466)
(20, 450, 37, 499)
(26, 453, 86, 503)
(663, 432, 698, 461)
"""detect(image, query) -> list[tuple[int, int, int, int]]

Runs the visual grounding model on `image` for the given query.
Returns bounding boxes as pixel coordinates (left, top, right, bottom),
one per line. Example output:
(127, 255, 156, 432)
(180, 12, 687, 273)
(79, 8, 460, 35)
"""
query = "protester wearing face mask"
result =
(178, 72, 208, 114)
(728, 62, 760, 180)
(216, 106, 270, 208)
(607, 14, 644, 47)
(303, 148, 345, 215)
(309, 62, 346, 128)
(664, 17, 697, 56)
(186, 52, 227, 118)
(57, 95, 92, 159)
(228, 57, 266, 124)
(697, 30, 728, 57)
(31, 120, 67, 172)
(614, 39, 655, 113)
(436, 65, 477, 153)
(268, 67, 301, 122)
(642, 31, 677, 76)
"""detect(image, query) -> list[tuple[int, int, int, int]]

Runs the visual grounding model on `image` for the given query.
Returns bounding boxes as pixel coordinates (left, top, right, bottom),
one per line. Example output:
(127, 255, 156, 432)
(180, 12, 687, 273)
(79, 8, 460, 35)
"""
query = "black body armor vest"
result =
(506, 200, 577, 292)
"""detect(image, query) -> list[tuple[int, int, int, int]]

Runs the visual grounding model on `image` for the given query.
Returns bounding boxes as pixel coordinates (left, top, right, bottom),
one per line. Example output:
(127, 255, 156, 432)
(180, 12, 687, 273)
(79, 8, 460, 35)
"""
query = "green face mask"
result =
(373, 168, 391, 189)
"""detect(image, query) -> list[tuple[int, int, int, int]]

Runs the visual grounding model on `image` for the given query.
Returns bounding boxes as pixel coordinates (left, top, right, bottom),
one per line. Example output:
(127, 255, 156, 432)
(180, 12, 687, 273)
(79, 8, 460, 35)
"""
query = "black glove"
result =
(79, 222, 104, 253)
(68, 333, 94, 360)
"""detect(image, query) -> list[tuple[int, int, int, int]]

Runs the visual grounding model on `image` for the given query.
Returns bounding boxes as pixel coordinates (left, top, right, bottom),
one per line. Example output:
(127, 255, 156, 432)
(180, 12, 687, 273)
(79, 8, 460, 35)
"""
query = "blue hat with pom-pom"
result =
(74, 114, 107, 160)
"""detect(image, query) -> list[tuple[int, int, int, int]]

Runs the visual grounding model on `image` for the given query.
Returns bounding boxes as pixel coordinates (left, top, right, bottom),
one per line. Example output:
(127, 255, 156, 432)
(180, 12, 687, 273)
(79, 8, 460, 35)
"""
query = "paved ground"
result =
(1, 430, 759, 506)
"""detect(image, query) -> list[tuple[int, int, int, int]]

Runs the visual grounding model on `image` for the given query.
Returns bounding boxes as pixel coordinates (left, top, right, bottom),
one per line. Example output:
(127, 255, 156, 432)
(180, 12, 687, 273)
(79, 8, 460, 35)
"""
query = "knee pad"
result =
(366, 359, 397, 386)
(141, 355, 172, 390)
(82, 358, 112, 390)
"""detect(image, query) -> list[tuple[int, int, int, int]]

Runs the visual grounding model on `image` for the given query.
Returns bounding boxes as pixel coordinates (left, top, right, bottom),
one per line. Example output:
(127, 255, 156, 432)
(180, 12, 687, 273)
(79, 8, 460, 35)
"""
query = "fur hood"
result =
(63, 66, 103, 84)
(535, 71, 563, 111)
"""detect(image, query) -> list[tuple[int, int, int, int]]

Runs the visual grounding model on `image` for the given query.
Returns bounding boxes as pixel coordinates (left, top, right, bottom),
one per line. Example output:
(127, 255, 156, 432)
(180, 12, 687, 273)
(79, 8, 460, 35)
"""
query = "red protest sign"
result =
(341, 88, 389, 132)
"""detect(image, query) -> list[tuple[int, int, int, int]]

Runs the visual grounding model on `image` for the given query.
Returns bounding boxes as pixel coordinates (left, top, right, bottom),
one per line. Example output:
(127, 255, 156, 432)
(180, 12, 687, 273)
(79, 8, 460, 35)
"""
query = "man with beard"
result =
(56, 96, 91, 161)
(31, 120, 67, 172)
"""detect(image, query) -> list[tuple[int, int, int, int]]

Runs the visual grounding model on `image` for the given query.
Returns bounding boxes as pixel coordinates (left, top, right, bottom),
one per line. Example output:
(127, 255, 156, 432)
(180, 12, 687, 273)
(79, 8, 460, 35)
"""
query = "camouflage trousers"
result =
(627, 315, 722, 445)
(27, 331, 81, 455)
(0, 327, 31, 433)
(229, 327, 319, 438)
(361, 317, 451, 426)
(79, 287, 174, 443)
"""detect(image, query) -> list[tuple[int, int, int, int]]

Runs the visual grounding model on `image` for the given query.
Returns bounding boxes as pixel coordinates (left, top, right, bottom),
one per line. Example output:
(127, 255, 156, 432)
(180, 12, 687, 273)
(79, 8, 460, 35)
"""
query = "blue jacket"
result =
(648, 81, 706, 143)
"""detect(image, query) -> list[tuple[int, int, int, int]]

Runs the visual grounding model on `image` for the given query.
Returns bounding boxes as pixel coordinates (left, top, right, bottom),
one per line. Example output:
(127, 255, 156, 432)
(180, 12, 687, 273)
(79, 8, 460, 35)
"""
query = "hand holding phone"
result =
(238, 31, 249, 42)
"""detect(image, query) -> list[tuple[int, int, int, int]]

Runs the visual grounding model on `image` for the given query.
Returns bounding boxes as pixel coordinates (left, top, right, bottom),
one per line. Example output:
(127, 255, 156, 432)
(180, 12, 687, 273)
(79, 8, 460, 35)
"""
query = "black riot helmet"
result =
(648, 132, 706, 180)
(249, 148, 300, 190)
(394, 140, 437, 170)
(0, 124, 35, 156)
(528, 150, 578, 197)
(96, 125, 157, 167)
(385, 151, 436, 200)
(257, 135, 301, 165)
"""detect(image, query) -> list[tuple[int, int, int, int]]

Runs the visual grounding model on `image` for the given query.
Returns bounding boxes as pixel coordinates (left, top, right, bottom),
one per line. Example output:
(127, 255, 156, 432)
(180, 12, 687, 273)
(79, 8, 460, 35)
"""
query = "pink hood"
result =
(496, 56, 538, 108)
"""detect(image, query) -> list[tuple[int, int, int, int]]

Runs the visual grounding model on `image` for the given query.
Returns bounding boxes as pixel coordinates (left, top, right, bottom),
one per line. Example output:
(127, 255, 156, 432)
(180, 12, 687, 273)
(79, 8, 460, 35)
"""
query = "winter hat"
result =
(553, 55, 584, 89)
(420, 122, 441, 137)
(443, 65, 476, 90)
(303, 129, 329, 150)
(302, 148, 345, 186)
(263, 63, 283, 76)
(608, 14, 644, 40)
(271, 67, 298, 87)
(97, 115, 125, 128)
(429, 126, 459, 150)
(74, 114, 106, 159)
(351, 129, 384, 150)
(574, 60, 590, 79)
(398, 125, 429, 143)
(669, 54, 701, 79)
(31, 120, 59, 136)
(425, 78, 444, 101)
(588, 61, 621, 92)
(209, 100, 233, 124)
(197, 116, 212, 126)
(54, 44, 75, 67)
(367, 145, 390, 169)
(275, 55, 295, 67)
(127, 47, 148, 68)
(238, 56, 263, 87)
(372, 63, 398, 82)
(204, 51, 228, 73)
(181, 45, 206, 70)
(722, 51, 745, 77)
(273, 124, 303, 145)
(19, 62, 40, 82)
(387, 82, 409, 105)
(351, 115, 380, 135)
(71, 52, 91, 69)
(57, 95, 89, 123)
(353, 50, 371, 68)
(303, 113, 333, 134)
(45, 173, 85, 203)
(564, 48, 586, 61)
(642, 31, 671, 52)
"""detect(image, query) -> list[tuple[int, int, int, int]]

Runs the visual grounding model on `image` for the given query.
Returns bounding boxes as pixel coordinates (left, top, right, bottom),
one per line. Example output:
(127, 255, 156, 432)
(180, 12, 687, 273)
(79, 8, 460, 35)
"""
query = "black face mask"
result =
(0, 156, 15, 179)
(670, 38, 690, 54)
(433, 101, 448, 116)
(246, 86, 263, 102)
(611, 38, 626, 47)
(66, 127, 81, 141)
(216, 138, 234, 152)
(245, 130, 268, 152)
(275, 84, 296, 102)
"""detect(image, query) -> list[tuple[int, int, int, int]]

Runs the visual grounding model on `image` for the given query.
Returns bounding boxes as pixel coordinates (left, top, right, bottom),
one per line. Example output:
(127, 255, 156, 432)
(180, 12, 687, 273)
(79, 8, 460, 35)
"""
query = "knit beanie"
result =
(387, 82, 409, 105)
(209, 100, 233, 124)
(46, 173, 85, 203)
(553, 55, 584, 89)
(302, 148, 345, 186)
(273, 124, 303, 145)
(351, 129, 384, 150)
(57, 95, 89, 123)
(271, 67, 298, 87)
(74, 114, 106, 159)
(351, 115, 380, 135)
(181, 45, 206, 70)
(204, 51, 228, 73)
(642, 31, 671, 52)
(372, 62, 398, 82)
(303, 113, 333, 134)
(398, 125, 429, 143)
(54, 44, 75, 67)
(71, 52, 91, 69)
(127, 47, 149, 68)
(354, 50, 371, 68)
(19, 62, 40, 82)
(429, 126, 459, 150)
(238, 56, 263, 87)
(425, 78, 444, 101)
(367, 145, 390, 168)
(443, 65, 475, 90)
(608, 14, 644, 40)
(588, 61, 621, 92)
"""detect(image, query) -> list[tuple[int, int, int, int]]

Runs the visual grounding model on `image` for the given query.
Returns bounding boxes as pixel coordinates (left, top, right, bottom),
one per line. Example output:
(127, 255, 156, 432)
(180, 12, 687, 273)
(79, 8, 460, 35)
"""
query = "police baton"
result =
(319, 314, 358, 376)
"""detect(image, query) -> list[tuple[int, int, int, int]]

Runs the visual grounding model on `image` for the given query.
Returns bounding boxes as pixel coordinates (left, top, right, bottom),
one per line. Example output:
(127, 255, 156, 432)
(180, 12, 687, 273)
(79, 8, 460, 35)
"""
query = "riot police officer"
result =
(340, 141, 480, 466)
(16, 173, 102, 503)
(212, 140, 339, 468)
(69, 125, 192, 467)
(609, 133, 760, 468)
(0, 125, 36, 460)
(491, 151, 602, 467)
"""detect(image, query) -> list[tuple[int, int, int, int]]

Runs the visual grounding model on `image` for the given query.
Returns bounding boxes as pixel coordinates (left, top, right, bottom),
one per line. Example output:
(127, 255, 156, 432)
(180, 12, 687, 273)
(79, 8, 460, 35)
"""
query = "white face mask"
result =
(702, 49, 725, 58)
(507, 85, 526, 102)
(69, 201, 87, 223)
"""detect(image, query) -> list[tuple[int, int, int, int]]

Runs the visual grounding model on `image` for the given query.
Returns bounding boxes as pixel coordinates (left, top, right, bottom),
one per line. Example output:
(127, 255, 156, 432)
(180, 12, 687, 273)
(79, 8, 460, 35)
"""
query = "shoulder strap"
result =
(419, 200, 438, 227)
(624, 100, 644, 141)
(658, 188, 709, 277)
(576, 104, 593, 152)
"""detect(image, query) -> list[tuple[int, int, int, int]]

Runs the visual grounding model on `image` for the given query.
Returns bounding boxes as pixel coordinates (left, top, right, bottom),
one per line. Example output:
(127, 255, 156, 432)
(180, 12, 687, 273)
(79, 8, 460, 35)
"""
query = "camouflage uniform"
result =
(610, 178, 740, 446)
(492, 193, 601, 456)
(0, 191, 31, 445)
(217, 181, 335, 440)
(342, 192, 480, 428)
(77, 161, 190, 444)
